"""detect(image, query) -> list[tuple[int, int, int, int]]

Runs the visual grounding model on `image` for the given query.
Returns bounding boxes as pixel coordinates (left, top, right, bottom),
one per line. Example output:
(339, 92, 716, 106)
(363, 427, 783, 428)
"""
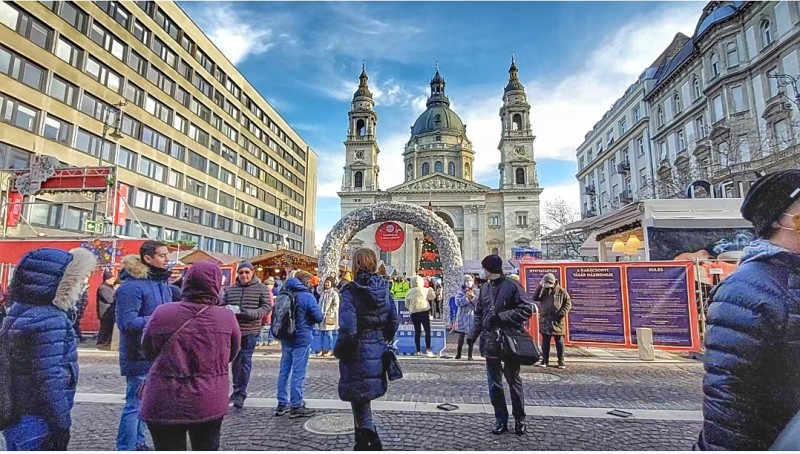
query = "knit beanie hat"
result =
(741, 170, 800, 236)
(481, 254, 504, 274)
(238, 260, 254, 271)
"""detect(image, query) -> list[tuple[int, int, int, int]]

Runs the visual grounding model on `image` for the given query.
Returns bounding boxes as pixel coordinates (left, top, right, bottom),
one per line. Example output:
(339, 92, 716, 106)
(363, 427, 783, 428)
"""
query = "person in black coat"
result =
(467, 254, 533, 436)
(96, 270, 116, 347)
(695, 170, 800, 450)
(335, 248, 399, 451)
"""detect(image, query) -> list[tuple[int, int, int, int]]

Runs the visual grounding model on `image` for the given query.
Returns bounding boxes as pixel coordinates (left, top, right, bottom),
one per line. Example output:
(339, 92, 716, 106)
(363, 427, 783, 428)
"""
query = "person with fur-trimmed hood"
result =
(1, 247, 96, 450)
(114, 240, 173, 451)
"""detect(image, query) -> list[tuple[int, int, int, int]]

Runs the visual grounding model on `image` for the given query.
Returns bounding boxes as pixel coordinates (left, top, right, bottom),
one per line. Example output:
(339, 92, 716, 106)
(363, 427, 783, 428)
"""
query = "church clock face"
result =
(355, 150, 365, 160)
(513, 146, 525, 157)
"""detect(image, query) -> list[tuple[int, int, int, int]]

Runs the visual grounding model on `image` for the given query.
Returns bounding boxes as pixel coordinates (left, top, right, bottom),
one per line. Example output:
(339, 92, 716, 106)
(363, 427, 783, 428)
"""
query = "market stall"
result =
(247, 249, 319, 281)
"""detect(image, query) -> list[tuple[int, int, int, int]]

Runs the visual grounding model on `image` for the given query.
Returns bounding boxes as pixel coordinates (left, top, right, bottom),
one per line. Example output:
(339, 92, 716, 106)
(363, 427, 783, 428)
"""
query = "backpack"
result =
(0, 321, 18, 429)
(270, 290, 297, 341)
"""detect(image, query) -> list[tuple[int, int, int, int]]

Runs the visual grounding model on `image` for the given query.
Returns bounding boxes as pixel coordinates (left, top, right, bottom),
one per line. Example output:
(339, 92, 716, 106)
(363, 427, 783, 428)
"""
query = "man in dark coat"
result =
(696, 170, 800, 450)
(96, 270, 116, 347)
(2, 247, 96, 450)
(533, 273, 572, 368)
(467, 254, 533, 436)
(223, 260, 272, 409)
(114, 241, 172, 451)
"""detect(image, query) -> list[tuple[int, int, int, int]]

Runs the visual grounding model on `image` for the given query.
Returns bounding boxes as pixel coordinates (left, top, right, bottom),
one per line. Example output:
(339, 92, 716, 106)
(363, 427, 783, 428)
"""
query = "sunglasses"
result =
(781, 212, 800, 231)
(237, 269, 252, 274)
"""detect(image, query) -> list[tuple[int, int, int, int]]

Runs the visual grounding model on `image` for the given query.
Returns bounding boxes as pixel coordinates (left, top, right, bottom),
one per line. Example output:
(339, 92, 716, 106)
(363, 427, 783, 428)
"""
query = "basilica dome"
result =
(410, 67, 466, 137)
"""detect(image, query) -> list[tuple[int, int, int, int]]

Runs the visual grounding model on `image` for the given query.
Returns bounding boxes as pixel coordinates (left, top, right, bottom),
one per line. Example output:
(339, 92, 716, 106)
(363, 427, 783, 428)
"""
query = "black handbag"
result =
(383, 346, 403, 381)
(499, 329, 541, 366)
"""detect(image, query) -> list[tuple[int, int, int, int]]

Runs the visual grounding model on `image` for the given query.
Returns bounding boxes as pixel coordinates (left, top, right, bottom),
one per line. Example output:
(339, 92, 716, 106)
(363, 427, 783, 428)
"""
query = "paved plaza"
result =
(1, 345, 706, 451)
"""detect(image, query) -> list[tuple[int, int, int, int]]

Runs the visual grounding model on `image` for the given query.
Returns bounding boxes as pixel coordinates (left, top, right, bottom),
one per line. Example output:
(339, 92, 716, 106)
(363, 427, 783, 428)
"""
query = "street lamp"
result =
(92, 100, 127, 236)
(768, 73, 800, 109)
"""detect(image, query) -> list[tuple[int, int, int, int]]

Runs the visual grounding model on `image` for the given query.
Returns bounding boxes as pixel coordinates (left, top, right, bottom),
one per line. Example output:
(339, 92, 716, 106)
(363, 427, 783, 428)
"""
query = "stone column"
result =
(477, 205, 486, 258)
(462, 204, 473, 259)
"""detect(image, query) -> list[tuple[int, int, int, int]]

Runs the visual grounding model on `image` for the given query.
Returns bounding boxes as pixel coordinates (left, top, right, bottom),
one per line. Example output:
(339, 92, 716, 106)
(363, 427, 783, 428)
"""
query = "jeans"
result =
(321, 330, 334, 351)
(116, 374, 148, 450)
(541, 334, 565, 364)
(258, 325, 273, 344)
(276, 341, 311, 409)
(411, 311, 432, 352)
(231, 334, 259, 404)
(147, 418, 223, 451)
(485, 358, 525, 423)
(351, 400, 374, 431)
(3, 415, 70, 450)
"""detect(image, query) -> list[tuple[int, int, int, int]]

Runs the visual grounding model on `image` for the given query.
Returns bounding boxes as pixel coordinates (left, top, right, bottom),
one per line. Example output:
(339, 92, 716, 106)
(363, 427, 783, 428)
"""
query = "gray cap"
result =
(543, 273, 556, 284)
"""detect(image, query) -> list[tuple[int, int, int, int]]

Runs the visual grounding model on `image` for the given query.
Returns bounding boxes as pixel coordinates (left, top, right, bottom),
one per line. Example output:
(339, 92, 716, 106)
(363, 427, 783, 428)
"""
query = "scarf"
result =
(148, 265, 171, 282)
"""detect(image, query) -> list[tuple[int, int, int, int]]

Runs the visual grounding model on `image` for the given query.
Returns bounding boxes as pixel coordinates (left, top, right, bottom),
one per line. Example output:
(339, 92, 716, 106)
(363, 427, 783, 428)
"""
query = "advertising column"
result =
(564, 266, 626, 345)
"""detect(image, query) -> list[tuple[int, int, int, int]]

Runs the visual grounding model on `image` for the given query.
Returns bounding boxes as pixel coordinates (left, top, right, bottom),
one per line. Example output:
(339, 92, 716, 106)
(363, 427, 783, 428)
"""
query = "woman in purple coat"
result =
(139, 261, 241, 451)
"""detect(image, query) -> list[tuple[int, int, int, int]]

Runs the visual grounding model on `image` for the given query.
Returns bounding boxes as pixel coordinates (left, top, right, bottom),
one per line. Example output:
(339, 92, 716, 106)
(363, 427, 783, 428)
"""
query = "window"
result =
(177, 59, 190, 80)
(59, 2, 88, 33)
(172, 113, 186, 133)
(97, 1, 130, 28)
(150, 37, 176, 67)
(113, 146, 135, 170)
(0, 95, 37, 131)
(489, 215, 500, 227)
(731, 85, 745, 112)
(0, 1, 18, 30)
(75, 128, 113, 160)
(658, 140, 667, 161)
(774, 119, 791, 150)
(141, 126, 169, 153)
(632, 105, 641, 122)
(42, 115, 72, 144)
(123, 81, 144, 106)
(29, 203, 60, 227)
(188, 124, 209, 146)
(145, 95, 172, 124)
(516, 214, 527, 227)
(126, 50, 146, 76)
(48, 75, 77, 106)
(761, 20, 772, 47)
(174, 86, 190, 107)
(637, 137, 645, 156)
(146, 65, 174, 96)
(222, 122, 237, 141)
(6, 8, 51, 49)
(657, 107, 664, 127)
(120, 115, 140, 138)
(224, 78, 240, 98)
(137, 156, 165, 181)
(673, 94, 681, 113)
(164, 199, 179, 217)
(190, 98, 211, 122)
(218, 191, 234, 208)
(185, 177, 205, 197)
(600, 165, 606, 182)
(421, 162, 430, 176)
(712, 95, 724, 122)
(767, 67, 780, 98)
(63, 206, 90, 231)
(192, 72, 212, 97)
(619, 118, 627, 135)
(434, 161, 443, 173)
(133, 20, 149, 45)
(710, 53, 719, 77)
(677, 130, 686, 151)
(187, 149, 207, 171)
(54, 36, 82, 67)
(180, 34, 194, 53)
(170, 142, 185, 161)
(154, 9, 180, 41)
(195, 48, 214, 74)
(84, 56, 121, 92)
(726, 42, 738, 67)
(133, 189, 163, 213)
(0, 47, 45, 90)
(167, 169, 183, 188)
(692, 77, 701, 100)
(448, 161, 456, 175)
(89, 22, 124, 60)
(579, 156, 584, 170)
(515, 168, 525, 184)
(696, 116, 707, 139)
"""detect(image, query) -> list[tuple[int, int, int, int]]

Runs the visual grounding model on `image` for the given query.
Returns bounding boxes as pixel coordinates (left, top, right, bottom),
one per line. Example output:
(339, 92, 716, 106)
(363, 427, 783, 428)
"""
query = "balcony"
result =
(618, 190, 633, 204)
(716, 144, 799, 180)
(585, 208, 597, 218)
(584, 184, 596, 195)
(615, 161, 630, 174)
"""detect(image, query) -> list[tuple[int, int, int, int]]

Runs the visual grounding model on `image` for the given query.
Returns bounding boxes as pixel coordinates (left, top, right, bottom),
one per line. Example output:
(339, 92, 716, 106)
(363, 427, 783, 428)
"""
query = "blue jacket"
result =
(2, 247, 95, 448)
(697, 239, 800, 450)
(115, 255, 172, 377)
(335, 272, 399, 403)
(281, 277, 323, 347)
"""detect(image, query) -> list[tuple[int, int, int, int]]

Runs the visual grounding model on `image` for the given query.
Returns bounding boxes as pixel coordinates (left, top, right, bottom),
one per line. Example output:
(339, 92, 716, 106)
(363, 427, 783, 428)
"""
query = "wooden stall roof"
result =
(248, 250, 319, 271)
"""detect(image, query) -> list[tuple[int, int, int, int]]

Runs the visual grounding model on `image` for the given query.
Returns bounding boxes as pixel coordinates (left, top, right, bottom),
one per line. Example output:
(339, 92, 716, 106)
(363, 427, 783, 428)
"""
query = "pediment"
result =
(387, 173, 490, 192)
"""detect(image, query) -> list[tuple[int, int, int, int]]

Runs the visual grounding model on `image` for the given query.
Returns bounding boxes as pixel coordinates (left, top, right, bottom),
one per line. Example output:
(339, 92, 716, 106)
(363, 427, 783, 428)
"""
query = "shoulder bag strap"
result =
(151, 305, 210, 369)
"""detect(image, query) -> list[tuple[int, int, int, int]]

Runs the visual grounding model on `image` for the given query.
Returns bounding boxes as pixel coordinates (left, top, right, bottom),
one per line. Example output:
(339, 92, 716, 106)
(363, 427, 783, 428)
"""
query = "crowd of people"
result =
(2, 170, 800, 451)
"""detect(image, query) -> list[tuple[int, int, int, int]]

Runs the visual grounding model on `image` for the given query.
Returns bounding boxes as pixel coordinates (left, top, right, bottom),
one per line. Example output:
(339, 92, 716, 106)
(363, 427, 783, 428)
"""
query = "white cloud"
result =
(540, 180, 582, 218)
(186, 5, 275, 65)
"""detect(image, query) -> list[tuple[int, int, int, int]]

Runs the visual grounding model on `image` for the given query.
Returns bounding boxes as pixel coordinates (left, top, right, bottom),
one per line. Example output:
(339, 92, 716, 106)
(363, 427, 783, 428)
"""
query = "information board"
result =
(626, 265, 694, 347)
(564, 266, 626, 345)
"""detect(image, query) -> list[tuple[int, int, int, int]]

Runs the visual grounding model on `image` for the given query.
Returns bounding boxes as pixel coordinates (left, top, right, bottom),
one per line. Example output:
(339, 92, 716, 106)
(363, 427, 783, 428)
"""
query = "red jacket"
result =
(139, 261, 241, 424)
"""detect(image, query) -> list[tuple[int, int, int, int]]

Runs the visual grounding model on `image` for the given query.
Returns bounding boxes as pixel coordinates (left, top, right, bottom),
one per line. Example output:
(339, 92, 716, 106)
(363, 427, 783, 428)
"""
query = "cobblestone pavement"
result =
(74, 351, 704, 410)
(31, 402, 702, 451)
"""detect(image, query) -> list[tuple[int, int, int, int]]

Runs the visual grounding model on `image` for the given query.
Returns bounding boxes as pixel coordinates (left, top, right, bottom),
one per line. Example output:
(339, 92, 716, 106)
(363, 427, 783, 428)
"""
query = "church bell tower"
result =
(498, 56, 538, 190)
(342, 63, 380, 192)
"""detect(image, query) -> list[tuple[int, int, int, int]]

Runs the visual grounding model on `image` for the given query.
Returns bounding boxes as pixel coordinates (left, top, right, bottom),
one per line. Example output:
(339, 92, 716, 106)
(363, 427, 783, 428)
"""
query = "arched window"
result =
(657, 107, 665, 127)
(726, 42, 738, 67)
(491, 247, 499, 255)
(464, 162, 471, 179)
(356, 119, 366, 137)
(434, 161, 443, 173)
(447, 162, 456, 175)
(693, 77, 701, 100)
(515, 168, 525, 185)
(512, 114, 522, 131)
(354, 171, 363, 188)
(673, 94, 681, 113)
(710, 53, 719, 77)
(434, 114, 441, 125)
(422, 162, 430, 176)
(761, 19, 772, 46)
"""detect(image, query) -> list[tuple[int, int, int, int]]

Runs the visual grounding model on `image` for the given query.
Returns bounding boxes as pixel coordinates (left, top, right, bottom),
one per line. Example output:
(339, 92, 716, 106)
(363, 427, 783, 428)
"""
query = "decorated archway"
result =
(319, 202, 464, 321)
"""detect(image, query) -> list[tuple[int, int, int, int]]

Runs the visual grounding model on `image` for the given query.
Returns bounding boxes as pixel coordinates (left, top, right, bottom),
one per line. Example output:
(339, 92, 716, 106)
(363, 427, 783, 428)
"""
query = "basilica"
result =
(338, 59, 543, 274)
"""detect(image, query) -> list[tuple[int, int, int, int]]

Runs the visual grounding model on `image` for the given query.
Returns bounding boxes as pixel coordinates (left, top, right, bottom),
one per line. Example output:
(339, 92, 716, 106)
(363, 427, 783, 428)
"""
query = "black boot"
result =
(492, 420, 508, 435)
(467, 344, 474, 361)
(515, 419, 526, 435)
(355, 428, 382, 451)
(354, 429, 370, 451)
(456, 335, 464, 359)
(368, 427, 383, 451)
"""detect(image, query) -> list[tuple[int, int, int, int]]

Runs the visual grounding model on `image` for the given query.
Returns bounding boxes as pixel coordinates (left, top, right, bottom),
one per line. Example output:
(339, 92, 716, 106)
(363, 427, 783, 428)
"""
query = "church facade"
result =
(339, 60, 543, 274)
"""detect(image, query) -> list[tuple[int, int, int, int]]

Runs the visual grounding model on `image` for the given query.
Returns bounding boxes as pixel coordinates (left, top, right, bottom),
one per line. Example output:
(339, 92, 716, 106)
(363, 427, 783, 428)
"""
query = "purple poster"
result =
(524, 266, 561, 301)
(626, 266, 692, 347)
(565, 266, 625, 344)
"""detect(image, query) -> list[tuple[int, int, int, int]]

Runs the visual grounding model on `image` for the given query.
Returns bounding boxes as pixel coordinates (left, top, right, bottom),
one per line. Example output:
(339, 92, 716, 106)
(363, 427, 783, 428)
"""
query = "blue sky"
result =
(179, 1, 705, 246)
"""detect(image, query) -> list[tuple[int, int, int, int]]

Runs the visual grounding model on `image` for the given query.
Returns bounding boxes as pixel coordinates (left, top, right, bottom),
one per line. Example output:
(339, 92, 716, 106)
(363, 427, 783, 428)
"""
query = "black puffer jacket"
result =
(696, 239, 800, 450)
(222, 277, 272, 336)
(468, 276, 533, 359)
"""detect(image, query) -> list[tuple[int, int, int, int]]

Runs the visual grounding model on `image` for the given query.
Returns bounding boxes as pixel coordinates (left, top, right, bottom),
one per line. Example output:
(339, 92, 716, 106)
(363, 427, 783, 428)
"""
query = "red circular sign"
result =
(375, 222, 405, 252)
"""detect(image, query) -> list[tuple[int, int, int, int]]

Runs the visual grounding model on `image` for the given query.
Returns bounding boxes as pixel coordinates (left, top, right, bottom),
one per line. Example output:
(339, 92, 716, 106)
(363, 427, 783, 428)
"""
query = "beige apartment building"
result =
(0, 0, 317, 257)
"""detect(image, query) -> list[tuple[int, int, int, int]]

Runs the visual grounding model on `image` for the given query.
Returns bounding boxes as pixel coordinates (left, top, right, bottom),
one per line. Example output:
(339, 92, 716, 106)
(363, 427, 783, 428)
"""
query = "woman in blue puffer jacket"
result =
(1, 247, 96, 450)
(335, 248, 399, 451)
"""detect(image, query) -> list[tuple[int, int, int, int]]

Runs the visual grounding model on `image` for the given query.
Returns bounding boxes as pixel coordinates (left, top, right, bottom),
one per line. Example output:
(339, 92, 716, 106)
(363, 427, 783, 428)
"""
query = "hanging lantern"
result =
(611, 239, 626, 253)
(625, 234, 642, 252)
